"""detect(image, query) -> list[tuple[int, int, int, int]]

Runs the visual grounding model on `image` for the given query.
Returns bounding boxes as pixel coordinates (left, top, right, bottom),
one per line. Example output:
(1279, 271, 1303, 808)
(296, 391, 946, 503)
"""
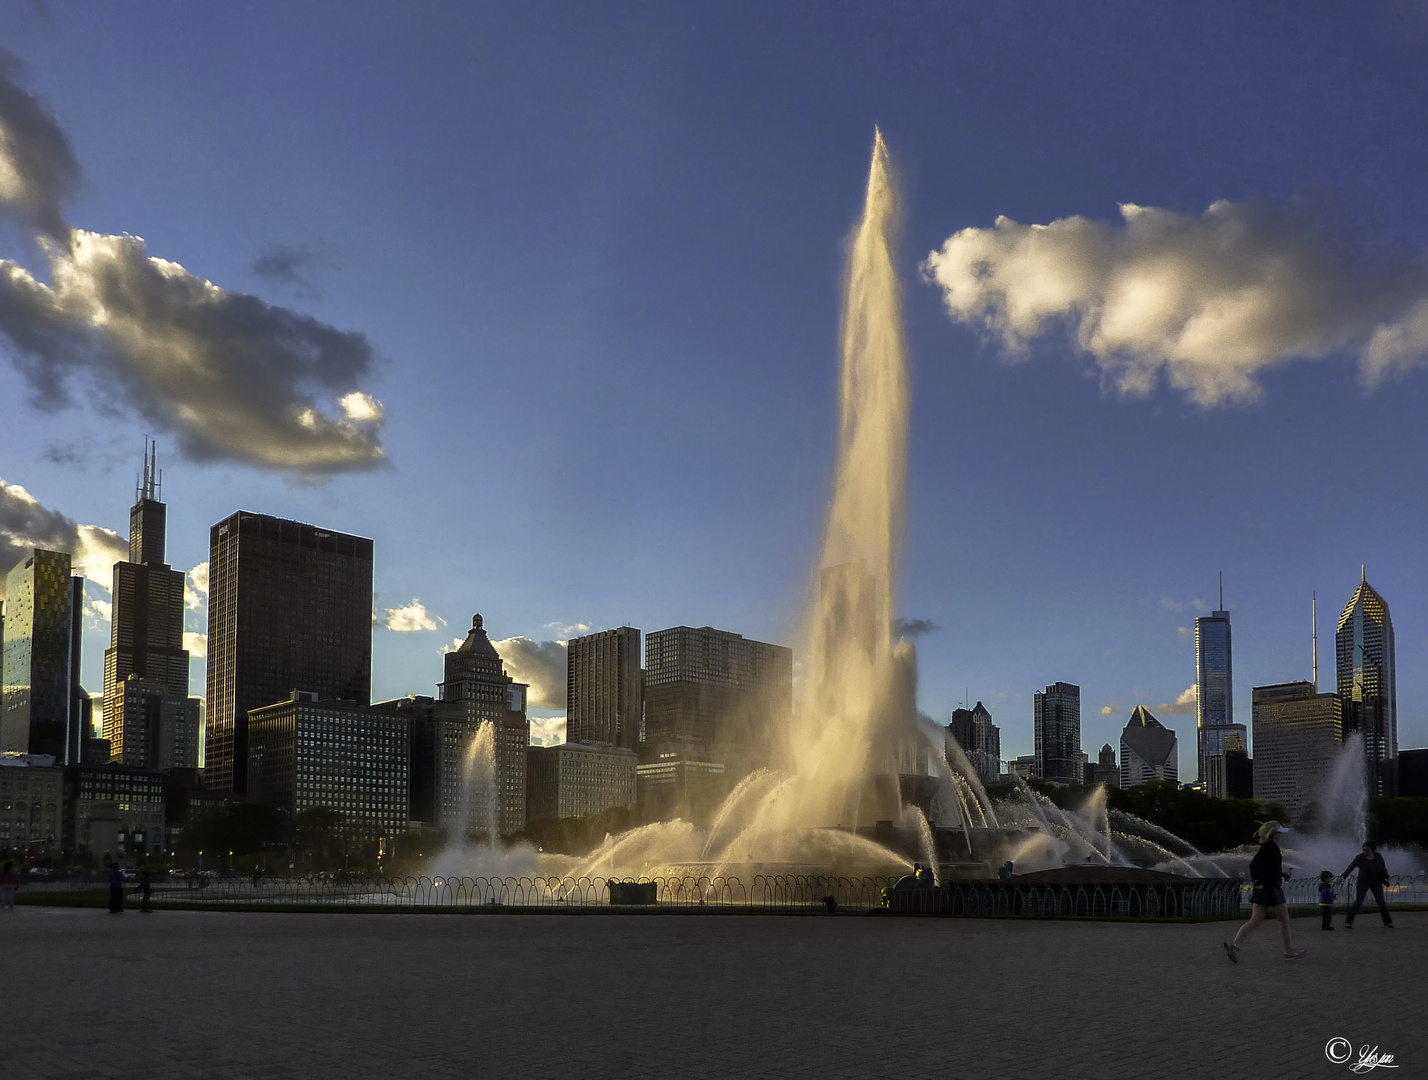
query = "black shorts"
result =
(1250, 886, 1286, 907)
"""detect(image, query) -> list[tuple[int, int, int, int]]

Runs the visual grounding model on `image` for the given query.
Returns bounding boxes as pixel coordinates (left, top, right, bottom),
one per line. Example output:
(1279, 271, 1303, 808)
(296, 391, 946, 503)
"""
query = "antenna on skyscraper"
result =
(1312, 591, 1318, 691)
(1218, 570, 1223, 611)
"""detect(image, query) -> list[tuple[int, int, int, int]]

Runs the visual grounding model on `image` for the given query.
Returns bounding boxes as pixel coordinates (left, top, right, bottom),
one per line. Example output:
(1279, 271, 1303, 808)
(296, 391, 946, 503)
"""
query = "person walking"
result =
(1341, 841, 1394, 929)
(1318, 871, 1336, 930)
(135, 868, 153, 914)
(1225, 821, 1306, 962)
(1, 861, 18, 910)
(108, 863, 125, 914)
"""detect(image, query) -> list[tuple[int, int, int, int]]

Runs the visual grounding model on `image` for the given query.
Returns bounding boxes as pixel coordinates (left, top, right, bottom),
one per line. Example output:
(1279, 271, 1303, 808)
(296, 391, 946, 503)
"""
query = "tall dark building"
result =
(1336, 568, 1397, 796)
(946, 701, 1001, 784)
(1033, 681, 1082, 784)
(104, 445, 193, 767)
(2, 549, 80, 760)
(567, 627, 642, 749)
(643, 626, 792, 754)
(205, 512, 373, 792)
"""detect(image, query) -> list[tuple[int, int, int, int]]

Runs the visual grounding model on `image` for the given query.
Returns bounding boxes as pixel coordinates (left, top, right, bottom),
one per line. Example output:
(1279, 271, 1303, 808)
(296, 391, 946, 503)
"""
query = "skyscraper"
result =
(643, 625, 793, 755)
(104, 445, 195, 769)
(433, 614, 529, 835)
(1195, 581, 1243, 782)
(567, 627, 642, 749)
(946, 701, 1001, 784)
(1336, 568, 1397, 795)
(2, 549, 79, 760)
(1251, 680, 1342, 817)
(1120, 705, 1178, 788)
(205, 512, 373, 792)
(1033, 681, 1081, 784)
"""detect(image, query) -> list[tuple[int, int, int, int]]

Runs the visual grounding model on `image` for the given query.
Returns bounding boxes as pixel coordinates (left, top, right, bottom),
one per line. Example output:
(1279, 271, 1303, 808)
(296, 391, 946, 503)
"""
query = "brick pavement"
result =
(0, 906, 1420, 1079)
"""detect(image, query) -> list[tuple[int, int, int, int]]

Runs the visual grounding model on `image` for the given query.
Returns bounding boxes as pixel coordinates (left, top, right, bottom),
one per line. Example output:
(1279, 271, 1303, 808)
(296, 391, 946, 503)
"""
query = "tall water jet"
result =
(770, 128, 914, 834)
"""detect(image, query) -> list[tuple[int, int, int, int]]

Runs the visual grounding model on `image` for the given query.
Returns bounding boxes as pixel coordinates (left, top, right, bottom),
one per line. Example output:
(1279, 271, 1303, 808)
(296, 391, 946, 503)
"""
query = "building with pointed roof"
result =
(104, 443, 199, 771)
(1120, 706, 1178, 788)
(1335, 568, 1397, 795)
(433, 613, 529, 836)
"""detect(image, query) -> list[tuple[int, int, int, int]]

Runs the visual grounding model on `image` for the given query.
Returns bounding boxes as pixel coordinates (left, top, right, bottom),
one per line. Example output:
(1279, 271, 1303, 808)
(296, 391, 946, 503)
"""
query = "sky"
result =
(2, 1, 1428, 777)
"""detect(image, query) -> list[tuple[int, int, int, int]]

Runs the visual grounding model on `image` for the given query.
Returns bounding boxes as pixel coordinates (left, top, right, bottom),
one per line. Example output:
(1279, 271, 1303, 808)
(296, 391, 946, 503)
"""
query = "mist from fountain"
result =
(432, 723, 540, 878)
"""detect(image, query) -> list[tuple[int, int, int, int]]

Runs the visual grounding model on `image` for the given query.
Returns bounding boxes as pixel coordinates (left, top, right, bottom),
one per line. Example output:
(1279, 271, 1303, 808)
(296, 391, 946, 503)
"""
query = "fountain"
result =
(431, 722, 539, 878)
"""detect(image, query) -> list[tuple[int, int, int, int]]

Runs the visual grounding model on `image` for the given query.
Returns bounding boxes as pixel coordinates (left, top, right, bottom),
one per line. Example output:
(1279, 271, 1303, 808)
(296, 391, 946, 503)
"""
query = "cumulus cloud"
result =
(183, 631, 207, 658)
(384, 599, 445, 633)
(528, 714, 567, 747)
(924, 198, 1428, 404)
(894, 617, 940, 639)
(0, 49, 80, 242)
(0, 60, 387, 477)
(0, 477, 126, 595)
(544, 621, 592, 639)
(1158, 685, 1197, 716)
(83, 594, 111, 622)
(491, 636, 568, 710)
(1100, 705, 1116, 716)
(184, 561, 209, 611)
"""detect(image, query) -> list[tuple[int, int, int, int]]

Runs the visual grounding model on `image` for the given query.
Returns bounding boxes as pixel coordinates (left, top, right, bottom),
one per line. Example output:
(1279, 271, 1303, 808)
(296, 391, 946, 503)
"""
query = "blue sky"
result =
(2, 2, 1428, 775)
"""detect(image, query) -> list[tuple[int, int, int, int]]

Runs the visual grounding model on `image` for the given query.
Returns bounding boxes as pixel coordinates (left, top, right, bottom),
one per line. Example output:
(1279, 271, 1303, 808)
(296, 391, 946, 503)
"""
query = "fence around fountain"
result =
(21, 871, 1428, 915)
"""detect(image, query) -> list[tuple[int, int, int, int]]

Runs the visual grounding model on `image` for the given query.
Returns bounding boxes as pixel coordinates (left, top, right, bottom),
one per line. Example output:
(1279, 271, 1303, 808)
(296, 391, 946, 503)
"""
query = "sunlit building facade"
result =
(1251, 680, 1342, 818)
(248, 691, 409, 841)
(526, 741, 636, 821)
(2, 549, 79, 761)
(1336, 570, 1397, 796)
(567, 627, 642, 750)
(946, 701, 1002, 784)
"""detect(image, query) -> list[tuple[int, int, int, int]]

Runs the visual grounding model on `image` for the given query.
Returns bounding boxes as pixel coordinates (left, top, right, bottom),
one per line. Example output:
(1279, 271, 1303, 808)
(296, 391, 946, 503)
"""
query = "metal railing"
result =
(1275, 873, 1428, 908)
(33, 873, 899, 911)
(886, 878, 1245, 918)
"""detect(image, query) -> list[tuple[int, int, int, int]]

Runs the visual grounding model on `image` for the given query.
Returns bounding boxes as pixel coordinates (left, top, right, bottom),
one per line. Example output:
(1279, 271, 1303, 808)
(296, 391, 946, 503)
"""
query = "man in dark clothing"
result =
(1341, 841, 1394, 928)
(107, 863, 125, 914)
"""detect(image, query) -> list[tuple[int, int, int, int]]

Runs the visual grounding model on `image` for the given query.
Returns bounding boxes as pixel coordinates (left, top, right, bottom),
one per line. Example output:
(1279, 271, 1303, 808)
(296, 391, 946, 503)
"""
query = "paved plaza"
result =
(0, 906, 1420, 1079)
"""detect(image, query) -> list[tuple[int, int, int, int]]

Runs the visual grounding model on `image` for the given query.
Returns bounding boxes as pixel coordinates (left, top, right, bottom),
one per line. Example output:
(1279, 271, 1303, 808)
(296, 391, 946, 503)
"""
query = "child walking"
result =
(1319, 870, 1335, 930)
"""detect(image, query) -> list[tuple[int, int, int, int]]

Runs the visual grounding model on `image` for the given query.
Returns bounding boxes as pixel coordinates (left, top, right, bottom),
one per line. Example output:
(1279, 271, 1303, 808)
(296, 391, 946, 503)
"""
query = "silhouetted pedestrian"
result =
(1341, 841, 1394, 929)
(1318, 870, 1335, 930)
(1225, 821, 1305, 962)
(108, 863, 124, 914)
(1, 860, 17, 910)
(135, 869, 153, 913)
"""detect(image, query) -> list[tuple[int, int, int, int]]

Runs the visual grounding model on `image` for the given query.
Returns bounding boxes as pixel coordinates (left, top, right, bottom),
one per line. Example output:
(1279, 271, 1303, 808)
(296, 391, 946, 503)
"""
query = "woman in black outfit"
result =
(1225, 821, 1306, 962)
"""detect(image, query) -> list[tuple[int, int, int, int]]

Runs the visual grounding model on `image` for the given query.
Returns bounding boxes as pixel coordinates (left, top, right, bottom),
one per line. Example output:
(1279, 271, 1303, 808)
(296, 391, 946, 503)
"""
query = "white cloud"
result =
(543, 621, 592, 640)
(0, 477, 126, 596)
(184, 560, 209, 611)
(924, 198, 1428, 404)
(438, 636, 464, 655)
(184, 631, 207, 658)
(83, 595, 111, 622)
(1159, 597, 1185, 613)
(1100, 705, 1115, 716)
(491, 636, 567, 710)
(1177, 626, 1193, 641)
(384, 599, 445, 633)
(339, 391, 383, 423)
(0, 62, 387, 477)
(1158, 685, 1197, 716)
(528, 714, 567, 747)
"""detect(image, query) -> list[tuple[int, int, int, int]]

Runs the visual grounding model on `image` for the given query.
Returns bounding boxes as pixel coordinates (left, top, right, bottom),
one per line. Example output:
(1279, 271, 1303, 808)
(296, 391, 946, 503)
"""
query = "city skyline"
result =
(3, 8, 1428, 777)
